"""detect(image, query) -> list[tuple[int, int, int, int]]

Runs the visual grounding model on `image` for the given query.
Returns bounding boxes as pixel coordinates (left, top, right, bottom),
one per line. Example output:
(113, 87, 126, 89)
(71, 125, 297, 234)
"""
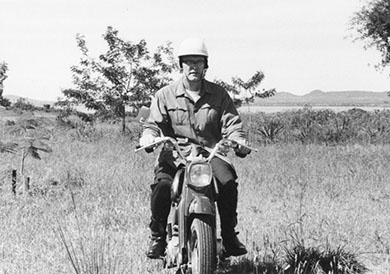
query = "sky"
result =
(1, 0, 389, 101)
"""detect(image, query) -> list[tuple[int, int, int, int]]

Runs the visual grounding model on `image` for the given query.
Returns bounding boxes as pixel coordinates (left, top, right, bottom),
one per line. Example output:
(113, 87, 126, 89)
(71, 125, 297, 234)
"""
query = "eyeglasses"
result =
(182, 59, 205, 66)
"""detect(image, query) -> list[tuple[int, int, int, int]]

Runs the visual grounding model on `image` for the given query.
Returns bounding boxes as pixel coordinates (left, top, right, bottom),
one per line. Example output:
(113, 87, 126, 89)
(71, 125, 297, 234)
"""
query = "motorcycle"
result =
(136, 133, 256, 274)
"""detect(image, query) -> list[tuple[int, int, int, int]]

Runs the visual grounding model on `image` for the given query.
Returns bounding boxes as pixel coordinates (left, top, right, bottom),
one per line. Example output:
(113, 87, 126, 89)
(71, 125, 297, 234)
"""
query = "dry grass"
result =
(0, 118, 389, 273)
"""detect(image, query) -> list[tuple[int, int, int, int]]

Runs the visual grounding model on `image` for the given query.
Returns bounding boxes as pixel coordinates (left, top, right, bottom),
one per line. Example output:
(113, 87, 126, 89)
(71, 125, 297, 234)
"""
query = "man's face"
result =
(181, 55, 206, 83)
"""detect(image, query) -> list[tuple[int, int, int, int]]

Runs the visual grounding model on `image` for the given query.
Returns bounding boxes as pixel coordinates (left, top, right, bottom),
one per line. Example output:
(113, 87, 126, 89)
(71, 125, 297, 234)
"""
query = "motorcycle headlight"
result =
(188, 163, 212, 188)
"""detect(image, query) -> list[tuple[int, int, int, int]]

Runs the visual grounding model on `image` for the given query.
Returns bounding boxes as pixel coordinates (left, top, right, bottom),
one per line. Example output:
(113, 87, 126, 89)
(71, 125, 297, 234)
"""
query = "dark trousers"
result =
(149, 157, 239, 238)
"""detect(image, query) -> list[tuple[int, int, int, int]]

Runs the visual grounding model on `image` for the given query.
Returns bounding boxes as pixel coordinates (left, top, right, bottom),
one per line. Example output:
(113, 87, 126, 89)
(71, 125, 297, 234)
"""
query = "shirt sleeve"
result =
(142, 92, 167, 138)
(220, 91, 247, 142)
(142, 88, 177, 139)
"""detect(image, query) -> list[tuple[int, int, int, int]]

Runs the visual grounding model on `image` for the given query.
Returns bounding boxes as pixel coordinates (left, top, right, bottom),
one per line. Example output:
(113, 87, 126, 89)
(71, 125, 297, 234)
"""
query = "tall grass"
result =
(0, 120, 389, 273)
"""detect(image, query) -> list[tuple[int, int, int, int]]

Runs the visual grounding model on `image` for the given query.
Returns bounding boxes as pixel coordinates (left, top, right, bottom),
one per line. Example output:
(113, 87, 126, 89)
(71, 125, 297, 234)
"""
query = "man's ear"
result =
(202, 69, 207, 79)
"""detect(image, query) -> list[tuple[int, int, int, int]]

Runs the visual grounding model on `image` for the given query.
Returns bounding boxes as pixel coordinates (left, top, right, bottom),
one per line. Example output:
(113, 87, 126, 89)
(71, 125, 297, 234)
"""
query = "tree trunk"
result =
(122, 111, 126, 134)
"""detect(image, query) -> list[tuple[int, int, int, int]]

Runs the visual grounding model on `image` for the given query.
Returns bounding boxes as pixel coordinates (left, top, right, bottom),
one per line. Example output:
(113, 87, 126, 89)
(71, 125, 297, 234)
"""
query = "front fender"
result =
(188, 196, 216, 215)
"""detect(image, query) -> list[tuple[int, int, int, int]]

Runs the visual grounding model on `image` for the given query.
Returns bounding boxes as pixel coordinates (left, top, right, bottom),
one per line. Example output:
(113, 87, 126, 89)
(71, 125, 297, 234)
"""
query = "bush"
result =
(0, 97, 11, 107)
(242, 108, 390, 145)
(12, 97, 36, 111)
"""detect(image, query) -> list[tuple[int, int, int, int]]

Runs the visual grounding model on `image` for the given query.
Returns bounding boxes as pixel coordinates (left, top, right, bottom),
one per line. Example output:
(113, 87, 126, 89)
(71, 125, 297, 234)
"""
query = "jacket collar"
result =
(175, 76, 213, 98)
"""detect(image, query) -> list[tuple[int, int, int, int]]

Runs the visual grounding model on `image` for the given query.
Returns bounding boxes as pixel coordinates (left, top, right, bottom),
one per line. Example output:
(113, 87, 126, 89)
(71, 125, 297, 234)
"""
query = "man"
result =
(139, 37, 251, 259)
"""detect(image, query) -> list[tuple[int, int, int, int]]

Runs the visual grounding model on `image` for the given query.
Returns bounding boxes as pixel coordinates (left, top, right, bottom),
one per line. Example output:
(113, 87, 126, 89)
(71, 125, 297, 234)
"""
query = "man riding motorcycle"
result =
(139, 37, 251, 259)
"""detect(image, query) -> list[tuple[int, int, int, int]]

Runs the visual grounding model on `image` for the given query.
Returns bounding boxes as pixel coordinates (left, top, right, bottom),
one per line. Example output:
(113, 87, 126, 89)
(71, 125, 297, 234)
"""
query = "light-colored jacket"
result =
(142, 76, 246, 165)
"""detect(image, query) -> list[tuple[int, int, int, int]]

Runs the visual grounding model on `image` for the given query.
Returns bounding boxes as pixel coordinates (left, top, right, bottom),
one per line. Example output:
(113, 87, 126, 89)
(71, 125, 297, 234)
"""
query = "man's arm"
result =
(220, 91, 246, 141)
(220, 91, 251, 157)
(140, 91, 170, 146)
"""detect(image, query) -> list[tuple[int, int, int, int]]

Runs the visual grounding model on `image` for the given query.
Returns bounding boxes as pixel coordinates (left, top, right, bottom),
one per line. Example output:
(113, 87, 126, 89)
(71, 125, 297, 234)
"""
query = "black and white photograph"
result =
(1, 0, 389, 273)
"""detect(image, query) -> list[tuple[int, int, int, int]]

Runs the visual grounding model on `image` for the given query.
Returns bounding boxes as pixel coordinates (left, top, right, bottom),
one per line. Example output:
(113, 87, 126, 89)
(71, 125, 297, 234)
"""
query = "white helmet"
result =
(178, 38, 209, 68)
(178, 38, 208, 57)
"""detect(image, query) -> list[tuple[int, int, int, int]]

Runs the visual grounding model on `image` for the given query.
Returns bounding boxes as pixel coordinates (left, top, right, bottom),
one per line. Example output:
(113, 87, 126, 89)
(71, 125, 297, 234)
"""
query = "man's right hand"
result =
(232, 139, 251, 158)
(139, 135, 156, 148)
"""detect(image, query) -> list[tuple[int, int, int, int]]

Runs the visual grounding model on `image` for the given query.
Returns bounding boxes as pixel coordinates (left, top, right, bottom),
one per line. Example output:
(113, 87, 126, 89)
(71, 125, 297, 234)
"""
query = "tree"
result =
(214, 71, 276, 108)
(0, 62, 8, 104)
(350, 0, 390, 71)
(57, 26, 178, 132)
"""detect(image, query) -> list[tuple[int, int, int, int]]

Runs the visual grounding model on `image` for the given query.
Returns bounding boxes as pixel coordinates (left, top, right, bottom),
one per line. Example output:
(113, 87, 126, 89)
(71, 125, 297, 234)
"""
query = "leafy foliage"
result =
(350, 0, 390, 71)
(57, 26, 178, 132)
(214, 71, 276, 108)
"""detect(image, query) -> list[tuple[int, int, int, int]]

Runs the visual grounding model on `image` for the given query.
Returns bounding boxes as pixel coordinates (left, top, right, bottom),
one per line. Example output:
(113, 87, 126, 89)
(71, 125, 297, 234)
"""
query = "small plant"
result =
(320, 247, 369, 274)
(0, 140, 18, 153)
(258, 120, 284, 144)
(284, 244, 323, 274)
(57, 191, 129, 274)
(284, 242, 368, 274)
(1, 118, 52, 193)
(216, 256, 282, 274)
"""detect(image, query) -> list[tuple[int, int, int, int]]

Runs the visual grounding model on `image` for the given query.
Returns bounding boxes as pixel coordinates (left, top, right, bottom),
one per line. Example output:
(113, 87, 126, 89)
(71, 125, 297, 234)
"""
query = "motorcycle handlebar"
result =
(135, 137, 257, 160)
(135, 136, 176, 153)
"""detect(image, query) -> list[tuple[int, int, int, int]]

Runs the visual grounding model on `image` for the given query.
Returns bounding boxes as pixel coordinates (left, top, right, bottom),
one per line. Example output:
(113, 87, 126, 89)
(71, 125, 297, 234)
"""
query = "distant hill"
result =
(254, 90, 390, 106)
(4, 90, 390, 109)
(3, 95, 95, 113)
(4, 95, 55, 107)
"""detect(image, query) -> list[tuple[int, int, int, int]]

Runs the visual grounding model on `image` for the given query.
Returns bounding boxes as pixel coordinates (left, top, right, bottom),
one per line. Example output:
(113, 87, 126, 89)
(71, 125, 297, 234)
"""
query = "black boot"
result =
(218, 180, 247, 257)
(146, 219, 167, 259)
(147, 233, 167, 259)
(222, 232, 248, 257)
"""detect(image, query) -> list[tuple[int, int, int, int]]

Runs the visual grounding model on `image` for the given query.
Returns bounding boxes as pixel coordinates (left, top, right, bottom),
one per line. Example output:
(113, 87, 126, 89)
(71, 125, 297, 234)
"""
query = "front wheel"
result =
(188, 217, 216, 274)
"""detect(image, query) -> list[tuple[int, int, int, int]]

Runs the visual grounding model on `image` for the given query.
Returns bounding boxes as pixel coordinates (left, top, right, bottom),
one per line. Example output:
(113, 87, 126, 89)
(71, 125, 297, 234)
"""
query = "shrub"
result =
(241, 108, 390, 146)
(12, 97, 36, 111)
(0, 97, 11, 107)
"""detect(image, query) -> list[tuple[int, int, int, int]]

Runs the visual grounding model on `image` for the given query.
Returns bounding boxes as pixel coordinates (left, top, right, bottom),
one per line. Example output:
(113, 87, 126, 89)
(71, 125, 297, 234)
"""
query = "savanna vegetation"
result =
(0, 107, 389, 274)
(244, 107, 390, 146)
(1, 2, 390, 270)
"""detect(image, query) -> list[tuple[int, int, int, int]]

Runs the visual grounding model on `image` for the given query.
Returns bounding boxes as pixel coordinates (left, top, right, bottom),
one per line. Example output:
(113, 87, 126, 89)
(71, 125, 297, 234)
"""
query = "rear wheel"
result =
(188, 217, 216, 274)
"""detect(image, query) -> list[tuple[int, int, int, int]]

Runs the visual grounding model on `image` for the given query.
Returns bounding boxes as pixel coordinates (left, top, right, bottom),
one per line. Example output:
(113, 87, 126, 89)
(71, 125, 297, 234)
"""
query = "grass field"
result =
(0, 117, 389, 273)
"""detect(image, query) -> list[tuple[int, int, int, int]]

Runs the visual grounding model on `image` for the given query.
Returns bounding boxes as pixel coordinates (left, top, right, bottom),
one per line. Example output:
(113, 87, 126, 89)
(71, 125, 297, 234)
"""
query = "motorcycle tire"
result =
(188, 217, 216, 274)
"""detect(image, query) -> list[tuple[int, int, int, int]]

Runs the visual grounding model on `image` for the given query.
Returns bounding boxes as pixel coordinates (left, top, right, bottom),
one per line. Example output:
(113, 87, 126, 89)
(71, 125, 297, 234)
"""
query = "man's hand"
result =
(233, 139, 251, 158)
(139, 135, 156, 148)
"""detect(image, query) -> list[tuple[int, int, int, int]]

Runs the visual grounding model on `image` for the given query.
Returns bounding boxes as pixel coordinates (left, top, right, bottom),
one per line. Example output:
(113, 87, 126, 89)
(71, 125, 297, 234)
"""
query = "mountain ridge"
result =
(3, 90, 390, 108)
(3, 95, 54, 107)
(253, 90, 390, 106)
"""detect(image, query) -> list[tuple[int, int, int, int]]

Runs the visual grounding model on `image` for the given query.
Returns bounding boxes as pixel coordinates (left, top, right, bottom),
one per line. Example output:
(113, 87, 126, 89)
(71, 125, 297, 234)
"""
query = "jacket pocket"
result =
(197, 103, 221, 126)
(167, 106, 189, 125)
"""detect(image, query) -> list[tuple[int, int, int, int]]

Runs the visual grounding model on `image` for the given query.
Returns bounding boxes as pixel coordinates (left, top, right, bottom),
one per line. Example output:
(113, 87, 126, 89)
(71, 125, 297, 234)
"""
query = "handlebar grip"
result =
(145, 146, 154, 153)
(235, 150, 250, 158)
